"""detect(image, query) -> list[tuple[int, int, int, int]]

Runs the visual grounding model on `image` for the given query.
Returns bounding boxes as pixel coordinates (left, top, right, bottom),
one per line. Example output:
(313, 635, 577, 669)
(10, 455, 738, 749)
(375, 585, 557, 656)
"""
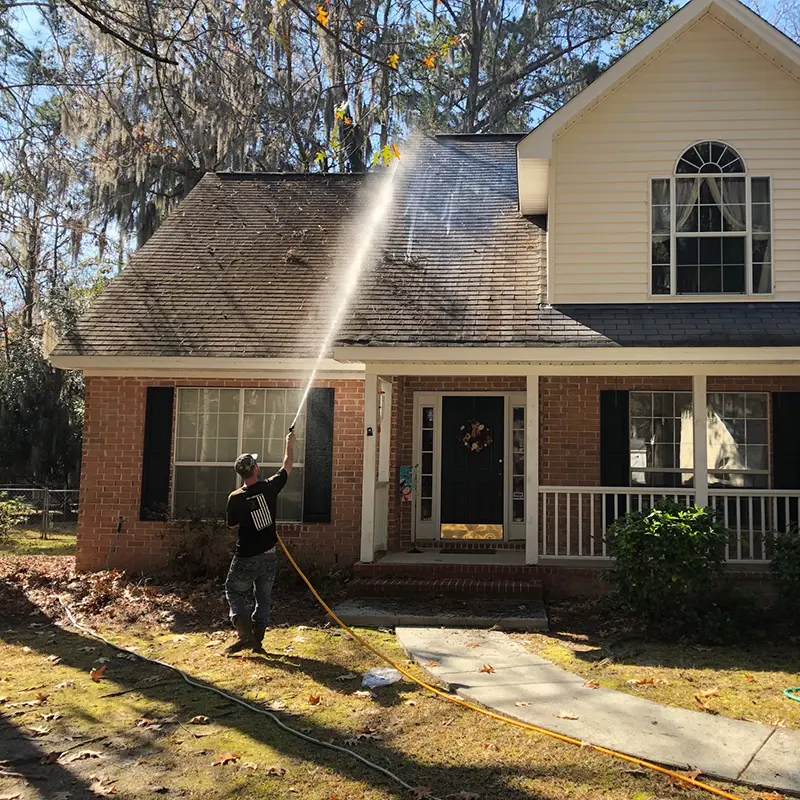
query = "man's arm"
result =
(282, 430, 295, 475)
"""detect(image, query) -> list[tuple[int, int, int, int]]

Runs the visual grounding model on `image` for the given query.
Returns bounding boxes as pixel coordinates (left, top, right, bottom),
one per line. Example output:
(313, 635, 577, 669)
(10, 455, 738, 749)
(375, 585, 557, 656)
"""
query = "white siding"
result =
(551, 14, 800, 303)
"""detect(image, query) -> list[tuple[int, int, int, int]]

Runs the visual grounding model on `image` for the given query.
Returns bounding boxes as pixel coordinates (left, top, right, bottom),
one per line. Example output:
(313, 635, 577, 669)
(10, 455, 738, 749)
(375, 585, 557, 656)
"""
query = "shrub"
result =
(771, 529, 800, 612)
(604, 499, 729, 631)
(162, 512, 235, 581)
(0, 493, 32, 546)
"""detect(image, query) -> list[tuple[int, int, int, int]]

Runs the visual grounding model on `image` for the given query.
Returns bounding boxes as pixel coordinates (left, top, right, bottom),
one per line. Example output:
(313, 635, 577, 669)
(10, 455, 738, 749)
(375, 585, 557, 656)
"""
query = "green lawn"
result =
(1, 523, 77, 555)
(0, 556, 771, 800)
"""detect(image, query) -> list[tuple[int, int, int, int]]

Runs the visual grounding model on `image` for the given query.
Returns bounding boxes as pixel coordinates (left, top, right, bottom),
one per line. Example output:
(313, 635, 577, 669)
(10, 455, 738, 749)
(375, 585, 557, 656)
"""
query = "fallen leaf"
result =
(0, 793, 21, 799)
(40, 751, 62, 764)
(48, 655, 62, 665)
(66, 750, 102, 763)
(28, 725, 51, 736)
(483, 743, 500, 751)
(308, 695, 321, 705)
(746, 675, 756, 682)
(771, 718, 789, 728)
(694, 695, 718, 714)
(0, 696, 6, 704)
(757, 792, 785, 800)
(90, 665, 107, 682)
(36, 692, 49, 702)
(669, 769, 702, 786)
(423, 660, 439, 668)
(697, 688, 719, 700)
(213, 753, 240, 766)
(626, 677, 655, 688)
(465, 642, 480, 648)
(405, 700, 417, 707)
(79, 646, 97, 652)
(136, 717, 163, 729)
(266, 766, 287, 777)
(267, 700, 287, 711)
(514, 701, 530, 707)
(479, 664, 495, 674)
(52, 793, 72, 800)
(55, 681, 75, 690)
(584, 681, 600, 689)
(353, 690, 373, 698)
(190, 715, 210, 725)
(556, 712, 580, 720)
(335, 673, 357, 682)
(115, 653, 137, 661)
(22, 646, 32, 653)
(409, 788, 433, 799)
(96, 657, 111, 664)
(89, 777, 118, 797)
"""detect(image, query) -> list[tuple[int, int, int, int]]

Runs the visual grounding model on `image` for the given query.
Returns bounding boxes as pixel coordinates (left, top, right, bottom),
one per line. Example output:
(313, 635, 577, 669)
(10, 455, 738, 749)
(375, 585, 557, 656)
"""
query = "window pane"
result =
(745, 394, 768, 419)
(700, 237, 721, 265)
(174, 466, 236, 516)
(751, 177, 771, 204)
(422, 453, 433, 474)
(722, 264, 745, 294)
(630, 393, 652, 417)
(677, 237, 699, 265)
(265, 391, 286, 415)
(653, 393, 674, 417)
(177, 438, 196, 462)
(422, 429, 433, 451)
(265, 438, 285, 462)
(513, 500, 524, 523)
(723, 393, 745, 418)
(630, 418, 652, 441)
(676, 206, 698, 232)
(218, 414, 239, 438)
(244, 414, 264, 439)
(217, 438, 238, 463)
(245, 390, 265, 413)
(699, 204, 721, 232)
(745, 445, 768, 471)
(421, 476, 433, 497)
(423, 407, 434, 428)
(179, 389, 199, 413)
(652, 206, 670, 234)
(753, 262, 772, 294)
(652, 266, 670, 295)
(752, 235, 771, 265)
(722, 237, 745, 265)
(277, 467, 303, 521)
(177, 414, 198, 440)
(513, 407, 525, 425)
(699, 265, 722, 293)
(651, 178, 670, 205)
(219, 390, 240, 413)
(421, 499, 433, 521)
(652, 236, 670, 265)
(752, 204, 771, 232)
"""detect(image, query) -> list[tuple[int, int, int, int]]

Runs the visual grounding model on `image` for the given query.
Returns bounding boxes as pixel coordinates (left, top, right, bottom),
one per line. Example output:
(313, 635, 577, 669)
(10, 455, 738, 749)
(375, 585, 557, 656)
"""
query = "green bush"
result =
(771, 529, 800, 612)
(604, 499, 730, 632)
(0, 493, 32, 546)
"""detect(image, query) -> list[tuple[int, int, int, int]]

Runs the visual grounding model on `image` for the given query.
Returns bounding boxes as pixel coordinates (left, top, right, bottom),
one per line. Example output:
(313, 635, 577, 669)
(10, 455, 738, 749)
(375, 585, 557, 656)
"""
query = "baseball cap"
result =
(234, 453, 258, 476)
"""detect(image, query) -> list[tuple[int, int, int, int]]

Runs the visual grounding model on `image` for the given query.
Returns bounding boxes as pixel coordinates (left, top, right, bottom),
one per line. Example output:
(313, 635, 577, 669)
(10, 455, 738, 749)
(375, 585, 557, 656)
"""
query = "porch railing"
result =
(538, 487, 800, 564)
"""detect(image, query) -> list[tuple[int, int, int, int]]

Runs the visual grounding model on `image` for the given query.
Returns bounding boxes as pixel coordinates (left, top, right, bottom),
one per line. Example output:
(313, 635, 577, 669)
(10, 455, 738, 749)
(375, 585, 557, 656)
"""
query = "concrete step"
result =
(347, 576, 543, 602)
(333, 598, 549, 632)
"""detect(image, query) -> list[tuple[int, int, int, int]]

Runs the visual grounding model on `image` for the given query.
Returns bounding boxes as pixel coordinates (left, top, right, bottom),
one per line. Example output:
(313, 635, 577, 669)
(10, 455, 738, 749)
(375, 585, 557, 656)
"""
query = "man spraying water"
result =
(224, 429, 295, 654)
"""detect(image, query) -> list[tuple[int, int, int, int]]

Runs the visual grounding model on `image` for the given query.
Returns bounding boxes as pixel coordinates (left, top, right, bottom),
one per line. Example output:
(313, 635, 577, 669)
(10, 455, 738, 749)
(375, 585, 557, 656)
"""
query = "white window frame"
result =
(629, 390, 771, 488)
(172, 387, 305, 521)
(648, 144, 774, 298)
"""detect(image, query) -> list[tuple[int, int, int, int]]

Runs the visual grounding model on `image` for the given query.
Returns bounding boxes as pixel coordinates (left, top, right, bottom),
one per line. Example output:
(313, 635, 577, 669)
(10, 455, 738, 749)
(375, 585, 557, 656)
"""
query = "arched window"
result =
(651, 141, 772, 295)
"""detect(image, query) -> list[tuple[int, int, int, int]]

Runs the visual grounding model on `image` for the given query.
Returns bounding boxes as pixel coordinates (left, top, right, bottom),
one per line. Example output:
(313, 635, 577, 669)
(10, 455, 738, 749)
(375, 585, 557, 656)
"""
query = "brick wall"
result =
(77, 377, 363, 573)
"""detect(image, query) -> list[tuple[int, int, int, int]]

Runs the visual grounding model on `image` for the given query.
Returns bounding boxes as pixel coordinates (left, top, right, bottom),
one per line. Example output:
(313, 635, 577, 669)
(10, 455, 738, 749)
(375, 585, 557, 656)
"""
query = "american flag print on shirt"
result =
(247, 493, 273, 531)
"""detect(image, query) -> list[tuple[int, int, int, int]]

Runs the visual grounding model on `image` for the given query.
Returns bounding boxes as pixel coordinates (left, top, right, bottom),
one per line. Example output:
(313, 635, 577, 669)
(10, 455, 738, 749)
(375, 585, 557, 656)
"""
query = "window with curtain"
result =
(651, 141, 772, 296)
(629, 391, 770, 489)
(173, 388, 306, 519)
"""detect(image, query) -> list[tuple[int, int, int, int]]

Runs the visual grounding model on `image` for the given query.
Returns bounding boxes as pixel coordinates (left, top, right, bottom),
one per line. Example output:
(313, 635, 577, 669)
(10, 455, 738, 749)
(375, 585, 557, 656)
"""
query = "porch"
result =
(350, 360, 800, 582)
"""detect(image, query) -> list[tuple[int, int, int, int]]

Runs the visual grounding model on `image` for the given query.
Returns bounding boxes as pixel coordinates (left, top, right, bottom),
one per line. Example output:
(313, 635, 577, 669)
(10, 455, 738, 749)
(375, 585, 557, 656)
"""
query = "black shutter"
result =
(139, 387, 175, 521)
(600, 390, 630, 486)
(772, 392, 800, 529)
(303, 388, 335, 523)
(600, 390, 630, 523)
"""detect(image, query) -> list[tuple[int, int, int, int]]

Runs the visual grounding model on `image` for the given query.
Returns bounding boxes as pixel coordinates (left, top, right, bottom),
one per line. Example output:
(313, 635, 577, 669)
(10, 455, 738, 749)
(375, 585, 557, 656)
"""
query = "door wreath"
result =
(458, 420, 493, 452)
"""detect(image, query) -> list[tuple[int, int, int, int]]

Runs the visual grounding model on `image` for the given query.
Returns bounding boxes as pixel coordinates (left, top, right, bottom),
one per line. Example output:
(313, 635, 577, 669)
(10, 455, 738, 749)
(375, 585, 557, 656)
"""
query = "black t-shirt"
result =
(226, 470, 289, 557)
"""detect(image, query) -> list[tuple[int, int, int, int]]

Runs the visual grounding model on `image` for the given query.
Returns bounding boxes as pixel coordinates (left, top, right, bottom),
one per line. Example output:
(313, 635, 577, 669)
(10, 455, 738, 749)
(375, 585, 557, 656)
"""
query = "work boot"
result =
(251, 623, 267, 654)
(225, 615, 253, 655)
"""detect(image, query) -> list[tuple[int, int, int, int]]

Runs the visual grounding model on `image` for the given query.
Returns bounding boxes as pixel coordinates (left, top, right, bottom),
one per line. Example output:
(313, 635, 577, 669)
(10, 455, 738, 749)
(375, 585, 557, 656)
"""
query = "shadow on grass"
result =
(0, 583, 674, 800)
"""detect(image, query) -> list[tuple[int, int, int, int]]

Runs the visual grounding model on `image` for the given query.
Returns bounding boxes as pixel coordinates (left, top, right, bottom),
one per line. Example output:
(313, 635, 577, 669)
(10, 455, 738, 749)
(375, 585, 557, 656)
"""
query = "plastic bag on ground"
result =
(362, 667, 402, 688)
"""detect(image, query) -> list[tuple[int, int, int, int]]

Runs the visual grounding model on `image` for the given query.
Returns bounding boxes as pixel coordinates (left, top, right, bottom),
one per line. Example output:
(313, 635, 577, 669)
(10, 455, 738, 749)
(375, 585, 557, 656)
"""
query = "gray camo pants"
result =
(224, 551, 277, 627)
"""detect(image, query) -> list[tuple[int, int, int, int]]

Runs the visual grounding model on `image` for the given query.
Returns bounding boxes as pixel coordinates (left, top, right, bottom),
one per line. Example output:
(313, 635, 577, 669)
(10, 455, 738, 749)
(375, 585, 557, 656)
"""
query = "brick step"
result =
(347, 576, 543, 601)
(352, 560, 537, 582)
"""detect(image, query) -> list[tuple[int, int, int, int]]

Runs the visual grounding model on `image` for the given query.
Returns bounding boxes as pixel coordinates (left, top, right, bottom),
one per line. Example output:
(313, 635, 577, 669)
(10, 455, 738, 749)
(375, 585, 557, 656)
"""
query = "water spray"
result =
(288, 159, 402, 431)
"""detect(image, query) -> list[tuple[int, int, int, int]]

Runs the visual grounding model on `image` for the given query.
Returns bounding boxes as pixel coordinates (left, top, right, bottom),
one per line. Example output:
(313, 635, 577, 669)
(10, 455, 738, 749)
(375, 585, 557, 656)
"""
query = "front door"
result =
(441, 396, 504, 538)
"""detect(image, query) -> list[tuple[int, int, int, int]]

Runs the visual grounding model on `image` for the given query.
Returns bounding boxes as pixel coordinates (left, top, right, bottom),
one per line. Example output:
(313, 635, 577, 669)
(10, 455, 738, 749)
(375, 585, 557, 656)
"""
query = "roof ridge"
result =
(214, 171, 365, 180)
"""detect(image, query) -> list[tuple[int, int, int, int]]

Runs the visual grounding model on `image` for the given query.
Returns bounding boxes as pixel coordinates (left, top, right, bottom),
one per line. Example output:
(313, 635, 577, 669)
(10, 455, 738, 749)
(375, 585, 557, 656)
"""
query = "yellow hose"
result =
(276, 534, 745, 800)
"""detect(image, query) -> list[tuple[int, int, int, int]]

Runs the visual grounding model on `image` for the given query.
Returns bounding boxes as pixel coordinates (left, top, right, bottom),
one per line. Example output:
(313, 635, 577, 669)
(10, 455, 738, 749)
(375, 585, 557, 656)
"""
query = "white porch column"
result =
(375, 377, 393, 552)
(693, 374, 709, 508)
(525, 373, 540, 565)
(360, 371, 379, 562)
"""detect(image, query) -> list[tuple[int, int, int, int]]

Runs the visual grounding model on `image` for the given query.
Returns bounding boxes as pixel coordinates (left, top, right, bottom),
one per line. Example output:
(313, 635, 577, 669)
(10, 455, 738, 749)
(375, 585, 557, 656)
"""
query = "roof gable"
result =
(517, 0, 800, 212)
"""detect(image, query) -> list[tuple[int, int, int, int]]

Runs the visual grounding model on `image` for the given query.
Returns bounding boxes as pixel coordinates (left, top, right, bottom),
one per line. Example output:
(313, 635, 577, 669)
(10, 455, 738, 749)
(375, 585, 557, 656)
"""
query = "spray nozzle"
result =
(288, 424, 296, 434)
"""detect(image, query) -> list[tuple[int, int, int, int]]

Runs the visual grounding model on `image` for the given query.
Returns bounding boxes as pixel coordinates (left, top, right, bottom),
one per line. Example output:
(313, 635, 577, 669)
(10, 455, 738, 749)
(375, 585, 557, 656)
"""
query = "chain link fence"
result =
(0, 486, 80, 534)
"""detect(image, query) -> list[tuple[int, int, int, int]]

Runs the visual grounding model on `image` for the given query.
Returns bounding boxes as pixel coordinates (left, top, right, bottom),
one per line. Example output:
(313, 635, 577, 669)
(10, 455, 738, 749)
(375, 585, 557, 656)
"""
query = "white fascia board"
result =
(50, 355, 365, 378)
(333, 345, 800, 365)
(517, 0, 717, 160)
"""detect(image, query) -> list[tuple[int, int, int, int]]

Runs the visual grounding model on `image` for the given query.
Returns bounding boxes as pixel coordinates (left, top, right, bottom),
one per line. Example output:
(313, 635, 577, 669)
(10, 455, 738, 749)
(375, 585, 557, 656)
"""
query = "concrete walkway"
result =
(396, 627, 800, 795)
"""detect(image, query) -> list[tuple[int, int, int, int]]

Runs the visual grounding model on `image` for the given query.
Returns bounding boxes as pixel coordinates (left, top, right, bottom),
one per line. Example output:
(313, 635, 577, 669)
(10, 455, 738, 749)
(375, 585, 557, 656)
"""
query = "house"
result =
(51, 0, 800, 599)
